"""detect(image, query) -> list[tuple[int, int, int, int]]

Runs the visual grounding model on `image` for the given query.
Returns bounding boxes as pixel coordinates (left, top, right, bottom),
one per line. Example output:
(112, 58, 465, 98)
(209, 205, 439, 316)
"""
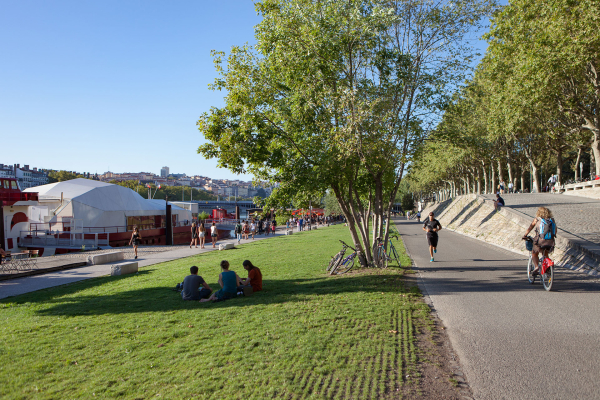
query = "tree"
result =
(484, 0, 600, 175)
(198, 0, 497, 266)
(400, 193, 414, 212)
(48, 170, 84, 182)
(255, 188, 267, 198)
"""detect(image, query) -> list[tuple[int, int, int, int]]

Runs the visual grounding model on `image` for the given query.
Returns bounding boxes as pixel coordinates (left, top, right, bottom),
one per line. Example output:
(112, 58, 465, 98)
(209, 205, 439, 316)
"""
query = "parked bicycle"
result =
(327, 240, 361, 275)
(523, 236, 554, 291)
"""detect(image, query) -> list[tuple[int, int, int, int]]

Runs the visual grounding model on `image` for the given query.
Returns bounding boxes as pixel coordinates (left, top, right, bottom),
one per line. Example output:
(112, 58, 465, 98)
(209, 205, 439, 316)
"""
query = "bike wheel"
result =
(541, 265, 554, 291)
(379, 251, 389, 269)
(390, 243, 400, 266)
(336, 254, 356, 274)
(327, 252, 342, 272)
(527, 255, 535, 284)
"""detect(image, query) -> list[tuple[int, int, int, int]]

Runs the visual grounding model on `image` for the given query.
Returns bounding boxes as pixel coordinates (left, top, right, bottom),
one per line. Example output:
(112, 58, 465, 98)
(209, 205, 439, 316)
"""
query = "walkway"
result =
(397, 218, 600, 400)
(482, 193, 600, 247)
(0, 227, 312, 300)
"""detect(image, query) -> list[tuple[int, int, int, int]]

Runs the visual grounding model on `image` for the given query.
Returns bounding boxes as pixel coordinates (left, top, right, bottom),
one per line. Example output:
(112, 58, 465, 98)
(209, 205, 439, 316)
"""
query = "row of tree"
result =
(408, 0, 600, 197)
(109, 180, 219, 201)
(197, 0, 496, 266)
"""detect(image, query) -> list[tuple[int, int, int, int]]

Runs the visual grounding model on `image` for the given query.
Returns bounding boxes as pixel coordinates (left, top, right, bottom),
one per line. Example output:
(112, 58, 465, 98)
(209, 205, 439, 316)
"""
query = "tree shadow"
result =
(28, 272, 418, 316)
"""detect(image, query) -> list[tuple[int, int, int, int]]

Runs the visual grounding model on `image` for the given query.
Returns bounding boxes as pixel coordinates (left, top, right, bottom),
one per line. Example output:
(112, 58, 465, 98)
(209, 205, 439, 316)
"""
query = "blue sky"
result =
(0, 1, 501, 180)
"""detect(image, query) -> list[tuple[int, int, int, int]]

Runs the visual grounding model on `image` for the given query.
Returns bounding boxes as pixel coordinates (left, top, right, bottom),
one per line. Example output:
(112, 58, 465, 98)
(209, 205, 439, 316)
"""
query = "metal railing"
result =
(20, 231, 110, 248)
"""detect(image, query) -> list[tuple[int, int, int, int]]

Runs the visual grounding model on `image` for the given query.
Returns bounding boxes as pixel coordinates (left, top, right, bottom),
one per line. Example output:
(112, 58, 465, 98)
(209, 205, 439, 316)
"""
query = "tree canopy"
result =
(198, 0, 497, 265)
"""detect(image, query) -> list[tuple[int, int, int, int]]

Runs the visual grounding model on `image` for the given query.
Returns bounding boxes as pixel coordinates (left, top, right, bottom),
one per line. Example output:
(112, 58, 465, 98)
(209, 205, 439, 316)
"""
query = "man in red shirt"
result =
(239, 260, 262, 292)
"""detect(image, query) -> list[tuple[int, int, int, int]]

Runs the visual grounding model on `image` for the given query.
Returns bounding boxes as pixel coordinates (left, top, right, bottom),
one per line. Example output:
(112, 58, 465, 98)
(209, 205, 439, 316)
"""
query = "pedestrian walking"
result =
(199, 222, 206, 248)
(422, 212, 442, 262)
(190, 222, 198, 248)
(210, 222, 218, 248)
(129, 226, 141, 259)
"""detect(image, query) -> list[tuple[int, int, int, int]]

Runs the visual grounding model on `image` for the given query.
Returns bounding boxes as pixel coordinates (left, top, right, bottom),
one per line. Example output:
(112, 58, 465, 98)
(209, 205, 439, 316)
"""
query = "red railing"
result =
(0, 192, 38, 203)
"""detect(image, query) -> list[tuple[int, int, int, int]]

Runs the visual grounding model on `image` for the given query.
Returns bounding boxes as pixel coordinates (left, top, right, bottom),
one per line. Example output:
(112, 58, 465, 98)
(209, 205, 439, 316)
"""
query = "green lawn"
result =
(0, 225, 430, 399)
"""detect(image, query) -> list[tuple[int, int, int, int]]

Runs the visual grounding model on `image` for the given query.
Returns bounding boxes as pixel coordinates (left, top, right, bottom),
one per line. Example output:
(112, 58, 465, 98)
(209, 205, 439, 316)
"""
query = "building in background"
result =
(161, 166, 169, 177)
(0, 163, 49, 189)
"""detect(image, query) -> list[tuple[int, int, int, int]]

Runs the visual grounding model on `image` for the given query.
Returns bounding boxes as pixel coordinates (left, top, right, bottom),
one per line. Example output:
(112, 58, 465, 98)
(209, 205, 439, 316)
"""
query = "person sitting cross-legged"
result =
(237, 260, 263, 294)
(181, 266, 212, 301)
(200, 260, 242, 303)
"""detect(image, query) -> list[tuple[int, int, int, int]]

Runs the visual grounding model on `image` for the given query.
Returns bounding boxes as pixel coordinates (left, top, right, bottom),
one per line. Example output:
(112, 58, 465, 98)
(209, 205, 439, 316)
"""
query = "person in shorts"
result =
(181, 266, 212, 300)
(522, 207, 556, 276)
(422, 212, 442, 262)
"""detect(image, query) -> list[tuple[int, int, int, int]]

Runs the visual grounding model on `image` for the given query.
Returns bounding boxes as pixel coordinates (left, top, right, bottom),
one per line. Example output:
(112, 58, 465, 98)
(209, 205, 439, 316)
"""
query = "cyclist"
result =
(422, 212, 442, 262)
(522, 206, 556, 276)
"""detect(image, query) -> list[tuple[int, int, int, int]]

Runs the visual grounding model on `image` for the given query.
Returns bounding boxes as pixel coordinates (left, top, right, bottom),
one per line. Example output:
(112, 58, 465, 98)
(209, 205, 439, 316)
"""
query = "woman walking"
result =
(250, 220, 256, 240)
(210, 222, 218, 248)
(198, 222, 206, 249)
(129, 226, 142, 259)
(190, 222, 198, 248)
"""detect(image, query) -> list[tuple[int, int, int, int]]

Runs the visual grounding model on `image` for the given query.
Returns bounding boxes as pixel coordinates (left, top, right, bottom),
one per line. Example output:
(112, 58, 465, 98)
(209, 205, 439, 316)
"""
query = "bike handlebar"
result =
(339, 240, 356, 251)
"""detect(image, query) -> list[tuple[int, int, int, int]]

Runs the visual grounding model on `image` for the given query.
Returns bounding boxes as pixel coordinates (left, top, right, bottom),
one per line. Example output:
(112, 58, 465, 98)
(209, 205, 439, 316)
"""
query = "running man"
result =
(422, 212, 442, 262)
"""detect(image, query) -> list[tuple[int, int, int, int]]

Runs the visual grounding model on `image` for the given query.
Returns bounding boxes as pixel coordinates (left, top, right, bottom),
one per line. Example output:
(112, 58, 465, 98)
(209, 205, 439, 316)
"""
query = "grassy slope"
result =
(0, 225, 429, 399)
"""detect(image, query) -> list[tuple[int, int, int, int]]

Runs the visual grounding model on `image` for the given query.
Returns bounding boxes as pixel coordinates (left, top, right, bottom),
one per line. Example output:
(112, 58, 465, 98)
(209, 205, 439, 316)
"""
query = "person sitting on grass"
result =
(200, 260, 242, 303)
(181, 266, 212, 301)
(237, 260, 263, 293)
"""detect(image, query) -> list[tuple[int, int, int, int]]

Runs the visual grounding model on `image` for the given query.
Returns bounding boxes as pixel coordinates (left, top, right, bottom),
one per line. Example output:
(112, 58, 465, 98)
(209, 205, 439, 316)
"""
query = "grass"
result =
(0, 224, 429, 399)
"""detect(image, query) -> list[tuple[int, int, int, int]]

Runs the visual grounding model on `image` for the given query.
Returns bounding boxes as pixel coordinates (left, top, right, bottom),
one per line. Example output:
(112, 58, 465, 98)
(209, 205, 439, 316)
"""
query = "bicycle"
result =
(331, 241, 361, 275)
(327, 240, 351, 273)
(372, 237, 391, 269)
(523, 236, 554, 291)
(387, 234, 401, 266)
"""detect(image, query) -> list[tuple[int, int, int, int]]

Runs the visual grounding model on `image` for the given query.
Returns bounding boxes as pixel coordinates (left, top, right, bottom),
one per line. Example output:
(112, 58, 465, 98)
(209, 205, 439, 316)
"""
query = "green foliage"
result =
(401, 193, 414, 212)
(198, 211, 210, 221)
(48, 170, 85, 182)
(0, 224, 424, 398)
(198, 0, 497, 263)
(109, 180, 218, 201)
(323, 191, 343, 215)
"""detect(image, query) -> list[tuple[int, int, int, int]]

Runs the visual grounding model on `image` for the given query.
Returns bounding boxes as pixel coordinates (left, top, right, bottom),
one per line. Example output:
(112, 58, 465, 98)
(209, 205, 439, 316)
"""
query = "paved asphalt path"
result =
(397, 218, 600, 400)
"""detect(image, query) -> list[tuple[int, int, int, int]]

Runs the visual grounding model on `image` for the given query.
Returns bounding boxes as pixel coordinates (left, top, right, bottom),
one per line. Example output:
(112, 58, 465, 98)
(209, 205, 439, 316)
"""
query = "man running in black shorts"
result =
(422, 212, 442, 262)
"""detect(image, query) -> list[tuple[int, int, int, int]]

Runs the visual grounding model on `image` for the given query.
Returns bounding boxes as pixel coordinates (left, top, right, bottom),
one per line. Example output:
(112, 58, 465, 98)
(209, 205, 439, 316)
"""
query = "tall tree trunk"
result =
(481, 161, 488, 193)
(477, 168, 482, 194)
(556, 148, 563, 189)
(520, 167, 525, 192)
(592, 137, 600, 176)
(497, 159, 504, 188)
(507, 156, 514, 190)
(491, 162, 497, 194)
(574, 146, 583, 181)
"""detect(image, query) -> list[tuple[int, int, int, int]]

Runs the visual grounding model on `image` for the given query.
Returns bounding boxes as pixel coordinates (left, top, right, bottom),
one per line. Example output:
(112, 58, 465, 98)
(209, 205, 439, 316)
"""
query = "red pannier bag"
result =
(541, 258, 554, 275)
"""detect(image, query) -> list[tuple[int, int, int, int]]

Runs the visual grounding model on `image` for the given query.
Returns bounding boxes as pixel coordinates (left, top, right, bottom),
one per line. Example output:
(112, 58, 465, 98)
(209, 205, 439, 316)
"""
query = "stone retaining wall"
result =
(563, 186, 600, 200)
(421, 195, 600, 276)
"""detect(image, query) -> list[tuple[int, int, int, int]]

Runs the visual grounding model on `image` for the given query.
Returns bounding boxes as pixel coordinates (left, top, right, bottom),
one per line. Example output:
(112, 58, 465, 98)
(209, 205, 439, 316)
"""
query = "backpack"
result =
(539, 218, 556, 240)
(536, 218, 556, 249)
(234, 224, 242, 234)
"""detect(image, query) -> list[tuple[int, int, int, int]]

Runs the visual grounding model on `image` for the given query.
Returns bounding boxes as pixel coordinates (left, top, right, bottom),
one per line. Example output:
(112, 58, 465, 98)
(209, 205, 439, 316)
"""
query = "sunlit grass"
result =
(0, 224, 428, 399)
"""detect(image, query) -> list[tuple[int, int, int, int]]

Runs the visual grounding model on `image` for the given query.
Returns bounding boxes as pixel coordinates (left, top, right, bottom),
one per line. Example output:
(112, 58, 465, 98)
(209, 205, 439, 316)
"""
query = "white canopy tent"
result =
(25, 179, 191, 229)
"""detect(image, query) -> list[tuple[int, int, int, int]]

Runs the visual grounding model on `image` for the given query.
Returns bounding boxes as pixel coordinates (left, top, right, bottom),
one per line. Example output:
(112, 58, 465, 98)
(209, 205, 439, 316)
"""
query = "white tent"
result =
(25, 179, 191, 228)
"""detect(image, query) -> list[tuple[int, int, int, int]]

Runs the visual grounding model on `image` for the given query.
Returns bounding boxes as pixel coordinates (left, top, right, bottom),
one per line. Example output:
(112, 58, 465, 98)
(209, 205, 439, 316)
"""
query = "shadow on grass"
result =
(28, 272, 413, 316)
